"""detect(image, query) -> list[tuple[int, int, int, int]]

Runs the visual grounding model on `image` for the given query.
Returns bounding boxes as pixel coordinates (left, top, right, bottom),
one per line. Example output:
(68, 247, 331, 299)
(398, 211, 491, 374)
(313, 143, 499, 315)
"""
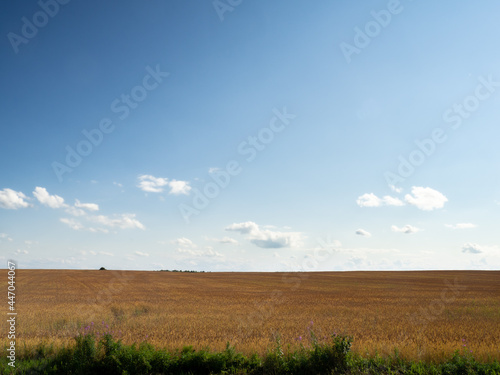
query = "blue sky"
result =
(1, 0, 499, 271)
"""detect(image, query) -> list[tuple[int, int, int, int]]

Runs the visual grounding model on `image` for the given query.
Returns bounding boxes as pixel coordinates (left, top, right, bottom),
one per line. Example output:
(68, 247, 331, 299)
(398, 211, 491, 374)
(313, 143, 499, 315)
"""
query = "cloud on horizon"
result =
(177, 246, 223, 258)
(462, 243, 483, 254)
(135, 251, 150, 257)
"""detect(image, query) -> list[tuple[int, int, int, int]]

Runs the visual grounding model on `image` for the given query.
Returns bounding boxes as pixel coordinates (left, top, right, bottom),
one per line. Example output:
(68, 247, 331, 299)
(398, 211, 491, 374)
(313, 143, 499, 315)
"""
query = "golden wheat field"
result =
(1, 270, 499, 362)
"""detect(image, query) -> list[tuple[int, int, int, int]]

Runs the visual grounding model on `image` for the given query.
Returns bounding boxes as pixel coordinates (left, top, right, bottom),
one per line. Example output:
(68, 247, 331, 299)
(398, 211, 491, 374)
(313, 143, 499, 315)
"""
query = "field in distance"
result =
(1, 270, 499, 362)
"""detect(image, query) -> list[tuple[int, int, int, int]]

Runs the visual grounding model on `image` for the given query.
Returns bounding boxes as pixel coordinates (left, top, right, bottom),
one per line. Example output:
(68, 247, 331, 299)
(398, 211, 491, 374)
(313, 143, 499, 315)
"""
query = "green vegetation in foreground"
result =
(2, 333, 499, 375)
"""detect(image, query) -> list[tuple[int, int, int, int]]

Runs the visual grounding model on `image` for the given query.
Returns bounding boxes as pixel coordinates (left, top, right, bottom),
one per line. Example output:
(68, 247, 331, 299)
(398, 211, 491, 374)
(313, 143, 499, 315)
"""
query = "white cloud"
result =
(389, 185, 403, 193)
(357, 186, 446, 211)
(99, 251, 114, 257)
(225, 221, 304, 248)
(225, 221, 259, 234)
(355, 229, 372, 237)
(32, 188, 99, 217)
(0, 188, 30, 209)
(391, 225, 421, 234)
(208, 167, 220, 174)
(172, 237, 197, 248)
(382, 196, 404, 206)
(168, 180, 191, 195)
(137, 175, 169, 193)
(89, 214, 145, 230)
(74, 199, 99, 212)
(15, 249, 28, 255)
(462, 243, 483, 254)
(404, 187, 448, 211)
(340, 247, 400, 255)
(137, 175, 191, 195)
(65, 206, 86, 216)
(135, 251, 149, 257)
(31, 188, 99, 217)
(346, 256, 369, 267)
(446, 223, 477, 230)
(356, 193, 382, 207)
(61, 217, 111, 233)
(0, 233, 13, 242)
(318, 237, 342, 249)
(177, 247, 223, 258)
(60, 218, 84, 230)
(88, 227, 109, 233)
(33, 187, 66, 209)
(205, 236, 238, 244)
(218, 236, 238, 244)
(113, 182, 123, 188)
(460, 242, 500, 256)
(356, 193, 404, 207)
